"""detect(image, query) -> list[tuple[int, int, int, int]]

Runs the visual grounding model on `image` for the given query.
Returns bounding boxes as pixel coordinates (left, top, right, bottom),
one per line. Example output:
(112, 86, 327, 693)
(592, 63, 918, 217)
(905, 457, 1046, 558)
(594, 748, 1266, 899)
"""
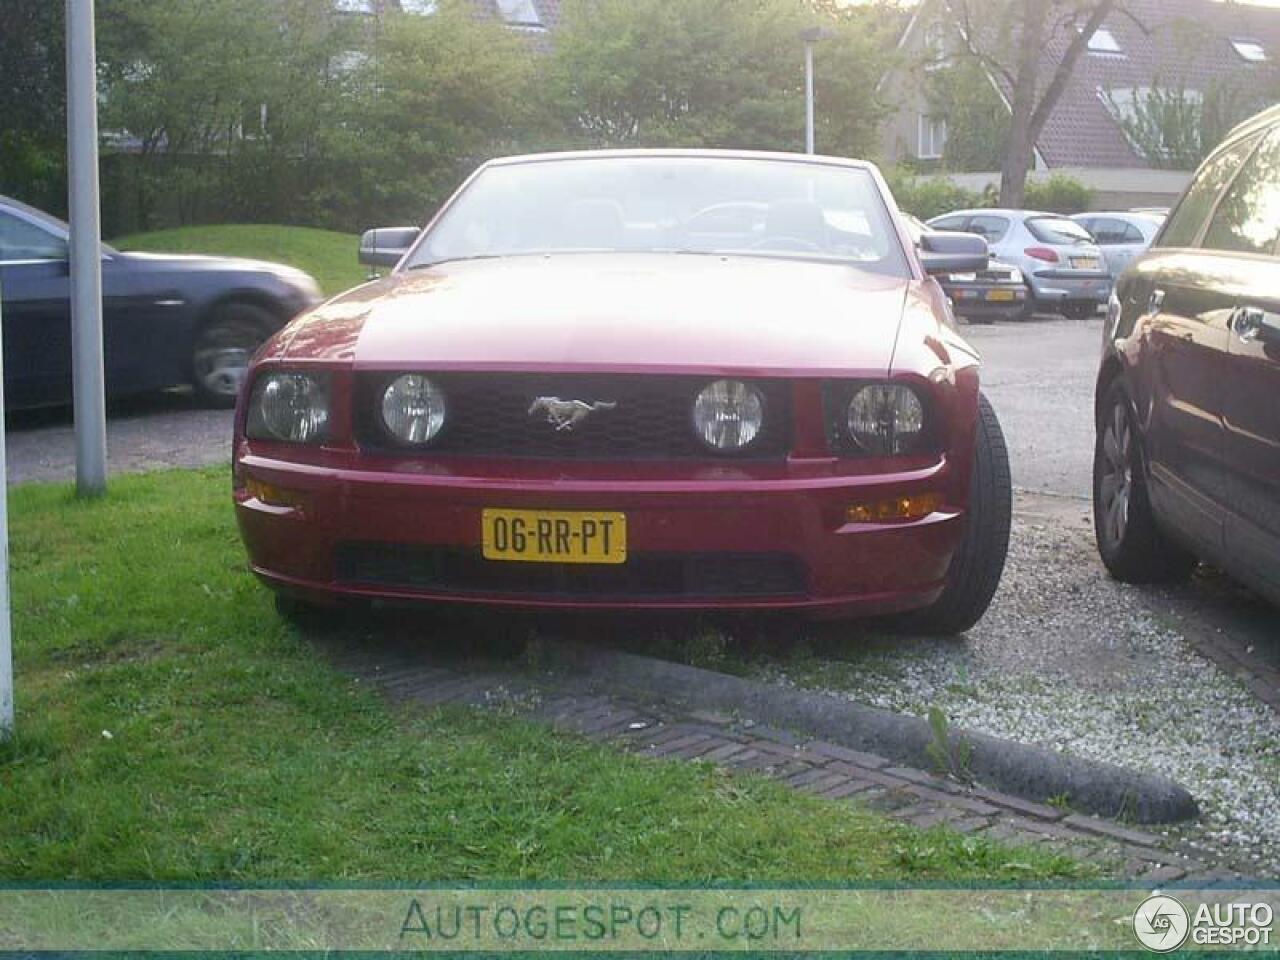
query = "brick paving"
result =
(331, 641, 1236, 883)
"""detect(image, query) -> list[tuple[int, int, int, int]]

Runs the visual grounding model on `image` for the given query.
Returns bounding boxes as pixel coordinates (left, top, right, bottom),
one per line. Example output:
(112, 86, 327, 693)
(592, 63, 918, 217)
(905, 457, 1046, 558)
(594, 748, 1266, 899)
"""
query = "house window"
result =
(331, 49, 370, 76)
(1232, 39, 1267, 63)
(1085, 26, 1123, 55)
(495, 0, 542, 26)
(918, 115, 947, 160)
(923, 20, 949, 68)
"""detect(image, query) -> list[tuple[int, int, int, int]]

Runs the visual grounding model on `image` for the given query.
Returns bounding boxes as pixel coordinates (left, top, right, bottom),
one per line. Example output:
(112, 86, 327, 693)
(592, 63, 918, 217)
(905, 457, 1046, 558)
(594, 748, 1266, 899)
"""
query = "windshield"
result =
(406, 156, 910, 277)
(1026, 216, 1093, 245)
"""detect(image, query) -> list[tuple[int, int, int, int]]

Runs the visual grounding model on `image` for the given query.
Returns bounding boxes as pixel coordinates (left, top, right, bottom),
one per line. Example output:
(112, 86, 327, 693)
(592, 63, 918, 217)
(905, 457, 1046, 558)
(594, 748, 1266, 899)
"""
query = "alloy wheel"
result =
(1098, 400, 1133, 549)
(193, 318, 265, 399)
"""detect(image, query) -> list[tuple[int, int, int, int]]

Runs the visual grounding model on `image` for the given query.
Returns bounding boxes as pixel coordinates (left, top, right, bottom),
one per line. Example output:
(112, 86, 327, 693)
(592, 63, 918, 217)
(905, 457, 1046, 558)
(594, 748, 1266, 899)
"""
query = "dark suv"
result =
(1093, 105, 1280, 606)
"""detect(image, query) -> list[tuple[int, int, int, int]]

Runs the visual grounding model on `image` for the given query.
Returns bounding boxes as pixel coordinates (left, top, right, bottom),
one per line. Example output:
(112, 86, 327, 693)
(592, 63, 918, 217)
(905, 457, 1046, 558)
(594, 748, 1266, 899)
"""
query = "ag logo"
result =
(1134, 894, 1190, 952)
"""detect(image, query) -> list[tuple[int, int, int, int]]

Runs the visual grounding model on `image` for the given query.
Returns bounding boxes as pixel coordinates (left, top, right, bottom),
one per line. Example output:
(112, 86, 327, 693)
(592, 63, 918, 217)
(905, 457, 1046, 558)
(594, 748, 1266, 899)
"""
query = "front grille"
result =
(335, 543, 807, 600)
(355, 373, 792, 460)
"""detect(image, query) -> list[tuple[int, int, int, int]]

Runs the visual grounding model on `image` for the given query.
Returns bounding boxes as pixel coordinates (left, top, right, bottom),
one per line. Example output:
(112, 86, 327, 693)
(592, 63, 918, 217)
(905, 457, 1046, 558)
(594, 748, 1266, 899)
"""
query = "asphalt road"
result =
(963, 314, 1100, 500)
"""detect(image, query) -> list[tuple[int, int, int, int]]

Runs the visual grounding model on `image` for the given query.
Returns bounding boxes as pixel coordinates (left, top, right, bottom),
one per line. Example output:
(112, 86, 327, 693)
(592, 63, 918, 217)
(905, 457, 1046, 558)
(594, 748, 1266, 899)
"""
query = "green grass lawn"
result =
(0, 469, 1088, 882)
(113, 224, 368, 297)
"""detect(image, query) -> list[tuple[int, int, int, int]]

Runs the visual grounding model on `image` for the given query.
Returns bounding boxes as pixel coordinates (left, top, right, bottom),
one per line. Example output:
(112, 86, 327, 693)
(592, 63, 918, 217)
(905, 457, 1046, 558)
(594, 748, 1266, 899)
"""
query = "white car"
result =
(928, 209, 1112, 319)
(1071, 211, 1164, 281)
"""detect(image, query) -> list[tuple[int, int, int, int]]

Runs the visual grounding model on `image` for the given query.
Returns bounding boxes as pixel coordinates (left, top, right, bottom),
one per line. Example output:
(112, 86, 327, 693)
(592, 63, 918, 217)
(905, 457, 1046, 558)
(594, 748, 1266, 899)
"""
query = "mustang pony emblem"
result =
(528, 397, 618, 432)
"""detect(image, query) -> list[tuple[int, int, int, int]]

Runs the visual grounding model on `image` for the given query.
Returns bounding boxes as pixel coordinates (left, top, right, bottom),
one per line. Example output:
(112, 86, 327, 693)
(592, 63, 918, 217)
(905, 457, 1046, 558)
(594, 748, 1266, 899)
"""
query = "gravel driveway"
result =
(5, 393, 231, 486)
(750, 494, 1280, 877)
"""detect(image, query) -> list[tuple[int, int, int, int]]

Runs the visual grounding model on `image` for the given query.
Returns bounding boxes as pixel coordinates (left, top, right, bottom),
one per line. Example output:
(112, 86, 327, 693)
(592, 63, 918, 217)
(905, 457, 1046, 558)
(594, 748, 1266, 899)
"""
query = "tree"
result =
(1105, 76, 1277, 170)
(948, 0, 1120, 207)
(923, 59, 1009, 171)
(97, 0, 295, 226)
(1103, 83, 1206, 170)
(93, 0, 538, 232)
(0, 0, 66, 214)
(343, 0, 538, 227)
(541, 0, 892, 158)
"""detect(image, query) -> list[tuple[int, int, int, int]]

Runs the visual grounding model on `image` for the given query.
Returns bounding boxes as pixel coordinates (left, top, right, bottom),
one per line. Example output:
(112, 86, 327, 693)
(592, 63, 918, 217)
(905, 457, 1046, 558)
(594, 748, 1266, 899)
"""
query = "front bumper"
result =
(235, 455, 967, 619)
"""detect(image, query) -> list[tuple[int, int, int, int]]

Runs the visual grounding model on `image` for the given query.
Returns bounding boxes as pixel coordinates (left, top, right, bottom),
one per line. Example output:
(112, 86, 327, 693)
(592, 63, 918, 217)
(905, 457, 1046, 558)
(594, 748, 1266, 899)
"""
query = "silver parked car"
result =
(927, 209, 1112, 319)
(1070, 211, 1164, 281)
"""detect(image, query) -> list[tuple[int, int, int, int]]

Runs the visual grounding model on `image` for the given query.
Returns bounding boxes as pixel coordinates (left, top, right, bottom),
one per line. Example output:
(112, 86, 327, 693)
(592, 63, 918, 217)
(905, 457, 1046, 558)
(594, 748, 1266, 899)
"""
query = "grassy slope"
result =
(113, 224, 367, 297)
(0, 470, 1087, 882)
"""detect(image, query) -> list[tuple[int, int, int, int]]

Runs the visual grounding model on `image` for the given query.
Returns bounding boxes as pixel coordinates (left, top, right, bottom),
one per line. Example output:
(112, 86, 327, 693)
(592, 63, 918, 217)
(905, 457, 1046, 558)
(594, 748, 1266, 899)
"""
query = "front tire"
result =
(1092, 381, 1197, 583)
(192, 302, 275, 407)
(901, 393, 1012, 635)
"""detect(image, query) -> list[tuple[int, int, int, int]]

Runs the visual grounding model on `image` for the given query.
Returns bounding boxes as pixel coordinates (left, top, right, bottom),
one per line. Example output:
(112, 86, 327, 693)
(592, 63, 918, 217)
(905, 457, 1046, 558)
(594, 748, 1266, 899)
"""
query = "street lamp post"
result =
(66, 0, 108, 497)
(798, 27, 832, 155)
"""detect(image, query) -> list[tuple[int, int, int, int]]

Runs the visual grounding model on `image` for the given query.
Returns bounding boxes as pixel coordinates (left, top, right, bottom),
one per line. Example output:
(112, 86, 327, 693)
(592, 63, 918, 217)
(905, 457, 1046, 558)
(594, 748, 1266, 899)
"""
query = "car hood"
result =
(278, 254, 912, 375)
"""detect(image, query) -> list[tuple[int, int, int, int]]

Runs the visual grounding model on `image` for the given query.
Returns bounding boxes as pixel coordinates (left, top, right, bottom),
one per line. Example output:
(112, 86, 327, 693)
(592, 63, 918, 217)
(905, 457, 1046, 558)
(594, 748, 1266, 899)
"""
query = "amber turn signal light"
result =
(245, 475, 309, 513)
(847, 493, 943, 524)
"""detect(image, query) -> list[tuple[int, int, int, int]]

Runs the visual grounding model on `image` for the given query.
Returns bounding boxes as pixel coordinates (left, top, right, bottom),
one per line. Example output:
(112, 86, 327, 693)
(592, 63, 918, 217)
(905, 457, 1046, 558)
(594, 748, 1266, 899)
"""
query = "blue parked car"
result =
(0, 195, 322, 408)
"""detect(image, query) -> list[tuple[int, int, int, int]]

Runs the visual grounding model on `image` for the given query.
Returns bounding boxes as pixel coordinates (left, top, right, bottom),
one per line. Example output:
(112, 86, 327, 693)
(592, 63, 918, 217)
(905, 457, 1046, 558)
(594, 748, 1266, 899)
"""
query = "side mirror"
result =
(918, 231, 989, 276)
(359, 227, 420, 268)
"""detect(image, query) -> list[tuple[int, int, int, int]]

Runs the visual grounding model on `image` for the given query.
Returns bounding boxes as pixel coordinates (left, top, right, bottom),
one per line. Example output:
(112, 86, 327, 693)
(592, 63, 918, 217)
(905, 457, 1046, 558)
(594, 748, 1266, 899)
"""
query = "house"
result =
(336, 0, 561, 32)
(878, 0, 1280, 209)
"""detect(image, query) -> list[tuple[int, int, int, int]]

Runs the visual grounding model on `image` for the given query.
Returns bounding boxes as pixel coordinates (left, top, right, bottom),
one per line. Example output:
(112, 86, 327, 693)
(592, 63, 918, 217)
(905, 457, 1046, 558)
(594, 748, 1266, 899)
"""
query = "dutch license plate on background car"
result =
(986, 289, 1016, 301)
(482, 509, 627, 564)
(1071, 256, 1101, 270)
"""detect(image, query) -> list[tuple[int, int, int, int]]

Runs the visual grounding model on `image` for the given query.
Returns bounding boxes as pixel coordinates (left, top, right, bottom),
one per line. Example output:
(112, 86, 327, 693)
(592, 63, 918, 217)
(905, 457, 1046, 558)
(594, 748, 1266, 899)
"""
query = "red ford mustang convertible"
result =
(234, 150, 1011, 634)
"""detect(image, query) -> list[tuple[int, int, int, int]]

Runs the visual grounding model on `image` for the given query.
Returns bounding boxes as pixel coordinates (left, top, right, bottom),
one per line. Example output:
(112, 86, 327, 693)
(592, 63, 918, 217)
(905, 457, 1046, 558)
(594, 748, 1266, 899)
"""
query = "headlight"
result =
(1007, 268, 1024, 284)
(846, 384, 926, 456)
(247, 372, 330, 443)
(692, 379, 764, 452)
(381, 374, 446, 446)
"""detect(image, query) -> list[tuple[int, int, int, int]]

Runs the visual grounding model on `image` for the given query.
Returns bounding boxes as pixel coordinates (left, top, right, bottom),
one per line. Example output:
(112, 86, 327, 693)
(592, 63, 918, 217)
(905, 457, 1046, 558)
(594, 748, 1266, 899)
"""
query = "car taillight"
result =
(1024, 246, 1060, 263)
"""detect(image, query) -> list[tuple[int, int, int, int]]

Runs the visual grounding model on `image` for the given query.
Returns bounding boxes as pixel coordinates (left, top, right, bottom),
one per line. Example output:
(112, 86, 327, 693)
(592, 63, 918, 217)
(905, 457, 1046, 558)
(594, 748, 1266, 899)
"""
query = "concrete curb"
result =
(552, 645, 1199, 824)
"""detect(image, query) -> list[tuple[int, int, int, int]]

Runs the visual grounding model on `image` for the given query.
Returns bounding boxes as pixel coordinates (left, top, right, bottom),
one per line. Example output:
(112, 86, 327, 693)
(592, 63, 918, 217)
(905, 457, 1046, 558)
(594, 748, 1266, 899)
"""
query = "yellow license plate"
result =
(482, 509, 627, 564)
(986, 289, 1017, 301)
(1072, 257, 1101, 270)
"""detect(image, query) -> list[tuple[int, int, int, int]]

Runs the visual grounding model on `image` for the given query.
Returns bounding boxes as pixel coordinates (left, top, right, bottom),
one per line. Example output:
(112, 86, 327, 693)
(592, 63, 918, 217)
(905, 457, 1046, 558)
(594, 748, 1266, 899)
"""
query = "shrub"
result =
(1024, 174, 1094, 214)
(884, 169, 1094, 220)
(884, 169, 985, 221)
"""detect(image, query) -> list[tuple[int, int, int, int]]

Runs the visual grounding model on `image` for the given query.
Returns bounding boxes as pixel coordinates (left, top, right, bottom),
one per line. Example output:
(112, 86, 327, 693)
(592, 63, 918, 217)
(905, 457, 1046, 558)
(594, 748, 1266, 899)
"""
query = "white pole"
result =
(804, 41, 816, 155)
(0, 287, 12, 738)
(66, 0, 108, 497)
